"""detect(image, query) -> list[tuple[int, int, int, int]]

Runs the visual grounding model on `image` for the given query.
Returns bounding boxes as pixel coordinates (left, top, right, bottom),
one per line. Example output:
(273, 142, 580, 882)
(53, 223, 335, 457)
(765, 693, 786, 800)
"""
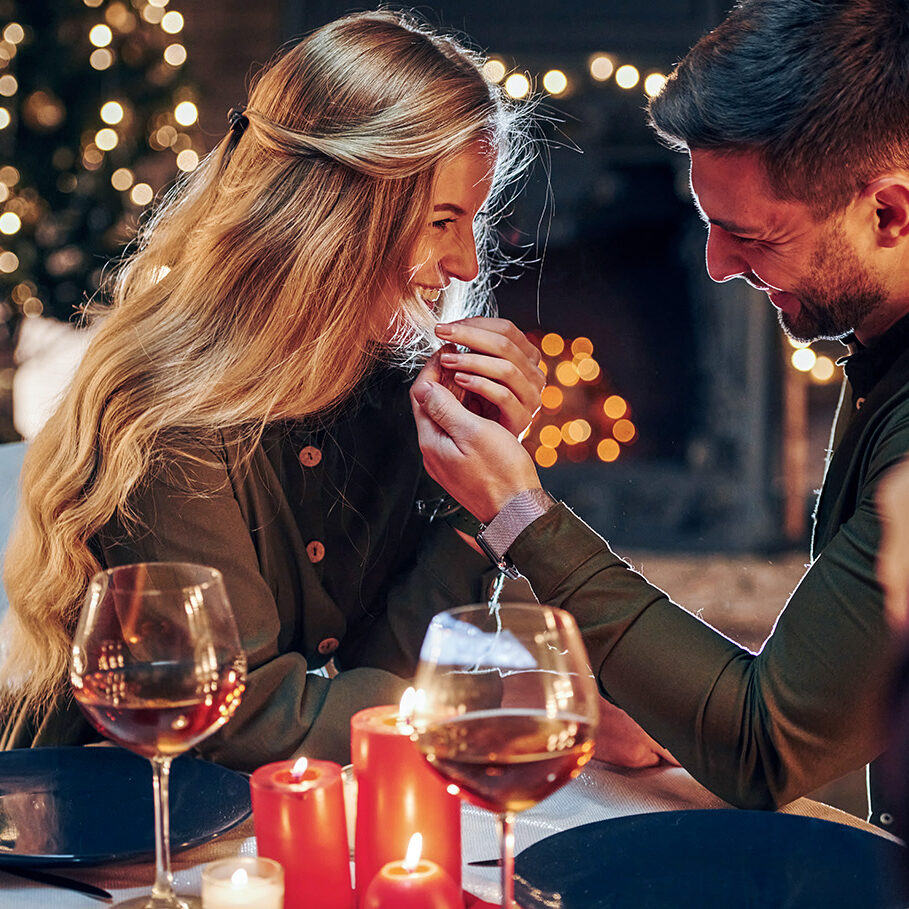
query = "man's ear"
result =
(861, 176, 909, 248)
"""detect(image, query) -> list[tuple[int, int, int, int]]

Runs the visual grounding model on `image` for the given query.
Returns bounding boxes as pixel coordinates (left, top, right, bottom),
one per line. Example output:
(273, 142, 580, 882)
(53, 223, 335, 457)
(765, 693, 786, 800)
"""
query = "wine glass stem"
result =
(150, 756, 177, 903)
(497, 810, 517, 909)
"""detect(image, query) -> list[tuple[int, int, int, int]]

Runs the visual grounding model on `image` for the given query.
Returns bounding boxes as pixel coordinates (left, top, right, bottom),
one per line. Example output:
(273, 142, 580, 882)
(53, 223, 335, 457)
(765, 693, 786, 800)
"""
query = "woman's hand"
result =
(433, 318, 544, 439)
(594, 700, 679, 769)
(410, 378, 541, 523)
(878, 458, 909, 629)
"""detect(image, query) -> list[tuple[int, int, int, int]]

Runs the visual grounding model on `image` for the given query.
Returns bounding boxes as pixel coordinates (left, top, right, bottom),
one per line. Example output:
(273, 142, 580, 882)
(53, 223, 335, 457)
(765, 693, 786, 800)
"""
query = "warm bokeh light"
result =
(535, 446, 558, 468)
(22, 296, 42, 316)
(504, 72, 530, 99)
(538, 360, 548, 376)
(3, 23, 24, 45)
(0, 75, 18, 97)
(615, 64, 640, 89)
(568, 419, 592, 443)
(90, 48, 113, 70)
(0, 212, 21, 235)
(95, 128, 118, 150)
(577, 358, 601, 382)
(644, 73, 667, 98)
(0, 109, 9, 130)
(82, 145, 103, 168)
(597, 439, 620, 462)
(100, 101, 124, 124)
(603, 395, 627, 419)
(130, 182, 154, 206)
(613, 419, 636, 443)
(788, 337, 810, 349)
(543, 69, 568, 95)
(83, 0, 104, 7)
(0, 166, 20, 186)
(541, 332, 565, 357)
(164, 43, 187, 66)
(539, 425, 562, 448)
(555, 361, 579, 387)
(148, 0, 170, 6)
(589, 54, 615, 82)
(176, 149, 199, 171)
(111, 167, 134, 191)
(174, 100, 198, 126)
(560, 422, 577, 445)
(161, 11, 184, 33)
(540, 385, 563, 410)
(811, 355, 835, 382)
(791, 348, 816, 372)
(571, 337, 594, 356)
(0, 250, 19, 273)
(142, 4, 164, 24)
(89, 23, 113, 47)
(483, 59, 506, 83)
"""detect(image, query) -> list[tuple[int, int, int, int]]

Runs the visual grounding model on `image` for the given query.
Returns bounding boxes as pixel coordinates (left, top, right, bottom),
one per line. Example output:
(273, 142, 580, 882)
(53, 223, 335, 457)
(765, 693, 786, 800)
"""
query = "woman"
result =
(0, 10, 543, 769)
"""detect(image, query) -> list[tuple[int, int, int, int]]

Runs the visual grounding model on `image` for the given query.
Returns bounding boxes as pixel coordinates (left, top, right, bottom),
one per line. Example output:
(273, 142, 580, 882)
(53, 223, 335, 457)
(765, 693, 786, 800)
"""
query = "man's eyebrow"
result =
(707, 216, 762, 236)
(433, 203, 466, 216)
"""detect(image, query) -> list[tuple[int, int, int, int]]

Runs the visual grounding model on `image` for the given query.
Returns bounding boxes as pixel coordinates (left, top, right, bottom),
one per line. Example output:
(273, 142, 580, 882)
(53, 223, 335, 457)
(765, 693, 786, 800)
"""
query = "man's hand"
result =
(410, 378, 541, 523)
(878, 458, 909, 628)
(433, 318, 545, 439)
(595, 699, 679, 769)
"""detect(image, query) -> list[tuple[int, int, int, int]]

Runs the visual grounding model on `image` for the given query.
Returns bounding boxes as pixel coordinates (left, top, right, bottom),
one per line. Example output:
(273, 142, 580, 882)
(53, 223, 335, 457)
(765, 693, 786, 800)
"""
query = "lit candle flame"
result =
(230, 868, 249, 888)
(291, 756, 308, 781)
(403, 832, 422, 873)
(398, 687, 415, 722)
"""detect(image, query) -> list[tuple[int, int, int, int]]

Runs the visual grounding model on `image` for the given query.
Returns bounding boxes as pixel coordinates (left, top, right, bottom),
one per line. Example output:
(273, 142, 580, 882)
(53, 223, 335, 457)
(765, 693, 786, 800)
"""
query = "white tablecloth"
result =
(0, 761, 895, 907)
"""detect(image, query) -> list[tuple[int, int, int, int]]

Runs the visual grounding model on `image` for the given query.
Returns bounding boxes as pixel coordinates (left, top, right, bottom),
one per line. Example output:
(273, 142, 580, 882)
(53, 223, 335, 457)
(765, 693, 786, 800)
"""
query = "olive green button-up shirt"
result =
(3, 367, 493, 769)
(511, 317, 909, 812)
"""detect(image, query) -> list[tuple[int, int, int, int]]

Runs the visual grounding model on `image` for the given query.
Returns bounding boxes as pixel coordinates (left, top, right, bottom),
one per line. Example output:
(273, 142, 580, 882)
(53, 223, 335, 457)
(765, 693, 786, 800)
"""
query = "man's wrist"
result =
(476, 488, 556, 577)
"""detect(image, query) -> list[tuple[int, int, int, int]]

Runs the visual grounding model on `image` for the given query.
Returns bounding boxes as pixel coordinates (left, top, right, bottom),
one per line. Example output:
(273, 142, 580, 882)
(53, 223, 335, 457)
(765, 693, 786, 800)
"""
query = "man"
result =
(412, 0, 909, 822)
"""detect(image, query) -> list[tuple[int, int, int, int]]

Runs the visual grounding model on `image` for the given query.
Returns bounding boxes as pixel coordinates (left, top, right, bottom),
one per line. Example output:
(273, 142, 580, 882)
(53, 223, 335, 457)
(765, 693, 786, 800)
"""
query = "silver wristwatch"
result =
(476, 489, 556, 579)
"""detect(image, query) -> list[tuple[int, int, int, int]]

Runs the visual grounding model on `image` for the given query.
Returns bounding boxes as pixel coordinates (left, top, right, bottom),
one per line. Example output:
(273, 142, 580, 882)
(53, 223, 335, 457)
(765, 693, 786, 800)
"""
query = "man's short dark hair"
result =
(648, 0, 909, 215)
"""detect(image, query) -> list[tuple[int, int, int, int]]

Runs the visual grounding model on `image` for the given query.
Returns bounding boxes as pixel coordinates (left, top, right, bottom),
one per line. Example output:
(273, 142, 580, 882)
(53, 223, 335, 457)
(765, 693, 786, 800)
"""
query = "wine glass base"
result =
(111, 895, 200, 909)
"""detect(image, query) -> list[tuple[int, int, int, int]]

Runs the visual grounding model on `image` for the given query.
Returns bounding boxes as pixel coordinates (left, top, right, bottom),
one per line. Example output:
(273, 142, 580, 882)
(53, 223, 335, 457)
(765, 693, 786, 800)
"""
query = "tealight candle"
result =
(363, 834, 463, 909)
(201, 857, 284, 909)
(251, 756, 354, 909)
(351, 691, 461, 898)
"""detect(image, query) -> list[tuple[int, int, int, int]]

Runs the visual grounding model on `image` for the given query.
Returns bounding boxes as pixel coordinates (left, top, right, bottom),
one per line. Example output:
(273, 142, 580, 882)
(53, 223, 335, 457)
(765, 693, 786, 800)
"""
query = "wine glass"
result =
(409, 603, 600, 909)
(70, 562, 247, 909)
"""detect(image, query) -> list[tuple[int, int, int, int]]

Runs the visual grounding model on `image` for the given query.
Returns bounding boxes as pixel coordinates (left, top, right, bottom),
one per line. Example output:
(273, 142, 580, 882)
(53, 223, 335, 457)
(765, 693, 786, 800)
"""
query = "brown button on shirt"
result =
(299, 446, 322, 467)
(307, 540, 325, 563)
(318, 637, 339, 655)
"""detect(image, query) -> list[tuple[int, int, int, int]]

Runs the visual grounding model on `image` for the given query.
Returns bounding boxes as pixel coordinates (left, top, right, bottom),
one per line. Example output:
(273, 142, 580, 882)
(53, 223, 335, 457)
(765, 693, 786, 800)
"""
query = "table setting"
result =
(0, 564, 906, 908)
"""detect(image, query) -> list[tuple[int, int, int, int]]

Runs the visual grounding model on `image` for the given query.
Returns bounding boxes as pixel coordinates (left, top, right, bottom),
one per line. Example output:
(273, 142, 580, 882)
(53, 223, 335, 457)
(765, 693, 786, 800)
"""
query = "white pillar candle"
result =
(201, 856, 284, 909)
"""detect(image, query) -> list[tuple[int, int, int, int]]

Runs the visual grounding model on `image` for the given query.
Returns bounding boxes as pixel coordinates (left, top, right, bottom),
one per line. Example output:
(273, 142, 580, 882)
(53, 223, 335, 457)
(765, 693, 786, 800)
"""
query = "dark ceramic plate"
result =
(0, 746, 250, 866)
(514, 809, 909, 909)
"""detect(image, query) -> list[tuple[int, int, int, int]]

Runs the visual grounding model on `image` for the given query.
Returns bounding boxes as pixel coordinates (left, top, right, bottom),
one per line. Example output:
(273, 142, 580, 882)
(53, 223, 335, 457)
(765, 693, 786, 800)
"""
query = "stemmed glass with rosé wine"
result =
(409, 603, 600, 909)
(70, 562, 246, 909)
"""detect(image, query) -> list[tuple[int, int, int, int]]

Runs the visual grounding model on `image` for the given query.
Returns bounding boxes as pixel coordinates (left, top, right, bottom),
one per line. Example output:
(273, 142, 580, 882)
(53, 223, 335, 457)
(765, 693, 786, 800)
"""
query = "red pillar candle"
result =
(251, 757, 354, 909)
(363, 834, 463, 909)
(351, 702, 461, 900)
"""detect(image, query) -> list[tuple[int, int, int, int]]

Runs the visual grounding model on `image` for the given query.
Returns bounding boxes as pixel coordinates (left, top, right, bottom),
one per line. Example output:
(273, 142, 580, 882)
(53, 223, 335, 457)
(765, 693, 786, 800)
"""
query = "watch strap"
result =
(476, 489, 556, 574)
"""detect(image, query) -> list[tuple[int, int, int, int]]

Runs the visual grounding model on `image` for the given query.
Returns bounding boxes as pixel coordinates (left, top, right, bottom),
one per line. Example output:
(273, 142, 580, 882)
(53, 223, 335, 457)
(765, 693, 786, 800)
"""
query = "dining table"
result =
(0, 757, 904, 908)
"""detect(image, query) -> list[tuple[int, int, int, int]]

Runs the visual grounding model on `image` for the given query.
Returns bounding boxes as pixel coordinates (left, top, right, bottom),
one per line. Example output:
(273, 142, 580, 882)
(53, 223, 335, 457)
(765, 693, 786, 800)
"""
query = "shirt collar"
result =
(838, 311, 909, 402)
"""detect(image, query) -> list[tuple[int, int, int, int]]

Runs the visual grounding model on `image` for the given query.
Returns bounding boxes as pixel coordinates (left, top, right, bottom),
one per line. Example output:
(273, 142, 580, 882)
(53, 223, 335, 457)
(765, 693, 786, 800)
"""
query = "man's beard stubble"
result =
(777, 227, 887, 344)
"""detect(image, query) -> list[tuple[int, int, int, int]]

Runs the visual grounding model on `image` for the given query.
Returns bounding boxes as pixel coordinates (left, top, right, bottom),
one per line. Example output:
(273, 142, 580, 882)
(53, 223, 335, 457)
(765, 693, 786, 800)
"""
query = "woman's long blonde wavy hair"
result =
(0, 9, 534, 724)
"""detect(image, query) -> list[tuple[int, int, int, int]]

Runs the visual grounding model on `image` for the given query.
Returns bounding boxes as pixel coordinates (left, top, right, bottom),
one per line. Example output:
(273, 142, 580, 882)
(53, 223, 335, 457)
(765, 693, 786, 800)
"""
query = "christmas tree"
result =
(0, 0, 200, 332)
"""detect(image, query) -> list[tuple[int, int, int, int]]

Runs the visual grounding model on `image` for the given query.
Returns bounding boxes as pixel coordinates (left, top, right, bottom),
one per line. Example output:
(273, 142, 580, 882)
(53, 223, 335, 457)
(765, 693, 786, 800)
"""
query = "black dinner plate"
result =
(0, 746, 251, 866)
(514, 809, 909, 909)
